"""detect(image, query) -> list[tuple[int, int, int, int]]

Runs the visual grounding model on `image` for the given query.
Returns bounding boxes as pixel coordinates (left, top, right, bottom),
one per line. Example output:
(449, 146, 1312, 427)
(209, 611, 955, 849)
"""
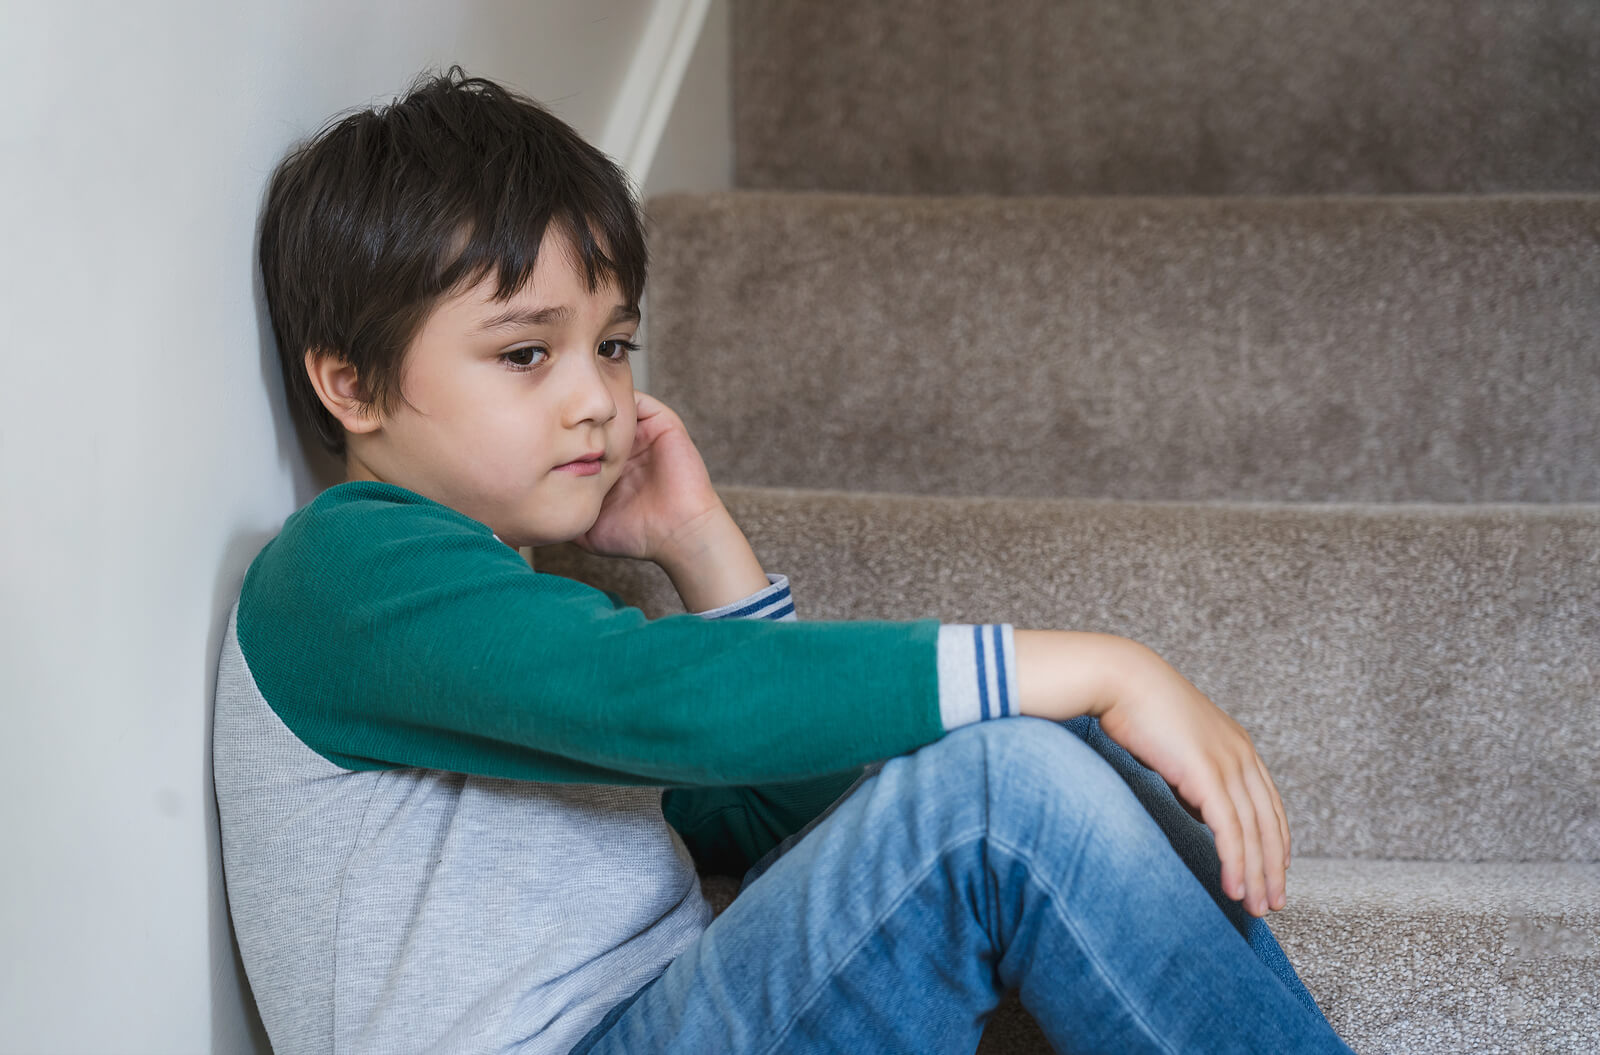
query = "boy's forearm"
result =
(654, 505, 771, 613)
(1014, 629, 1155, 722)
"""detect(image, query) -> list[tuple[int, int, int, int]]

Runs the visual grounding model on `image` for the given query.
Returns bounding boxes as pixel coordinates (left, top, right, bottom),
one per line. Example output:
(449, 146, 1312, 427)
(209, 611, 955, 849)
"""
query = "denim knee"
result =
(892, 717, 1166, 864)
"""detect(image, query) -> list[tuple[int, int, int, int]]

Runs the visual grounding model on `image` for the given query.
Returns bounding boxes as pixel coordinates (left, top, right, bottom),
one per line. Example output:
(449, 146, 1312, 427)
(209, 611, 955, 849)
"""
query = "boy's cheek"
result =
(613, 411, 638, 458)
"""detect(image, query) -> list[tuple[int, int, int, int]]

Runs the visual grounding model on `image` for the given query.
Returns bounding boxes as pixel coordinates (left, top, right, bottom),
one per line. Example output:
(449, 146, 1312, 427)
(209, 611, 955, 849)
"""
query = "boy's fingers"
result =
(1257, 755, 1291, 869)
(1226, 772, 1268, 916)
(1200, 778, 1247, 904)
(1243, 764, 1287, 911)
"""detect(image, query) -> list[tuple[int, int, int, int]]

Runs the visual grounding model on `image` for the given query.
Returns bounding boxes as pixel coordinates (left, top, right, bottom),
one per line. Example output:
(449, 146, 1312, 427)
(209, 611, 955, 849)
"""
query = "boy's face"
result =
(342, 229, 639, 548)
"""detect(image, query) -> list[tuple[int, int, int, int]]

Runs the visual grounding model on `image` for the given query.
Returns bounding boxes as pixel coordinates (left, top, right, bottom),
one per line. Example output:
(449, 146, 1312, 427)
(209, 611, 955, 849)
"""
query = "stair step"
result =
(733, 0, 1600, 195)
(645, 192, 1600, 503)
(1272, 858, 1600, 1055)
(536, 485, 1600, 863)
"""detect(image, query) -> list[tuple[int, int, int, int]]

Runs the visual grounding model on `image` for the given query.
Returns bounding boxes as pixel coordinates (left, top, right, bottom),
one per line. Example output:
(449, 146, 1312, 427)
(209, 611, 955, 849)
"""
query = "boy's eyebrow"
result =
(474, 303, 641, 333)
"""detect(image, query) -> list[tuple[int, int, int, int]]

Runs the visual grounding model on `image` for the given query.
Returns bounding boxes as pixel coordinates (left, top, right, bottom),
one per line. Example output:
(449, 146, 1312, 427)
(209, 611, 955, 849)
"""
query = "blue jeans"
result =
(571, 717, 1353, 1054)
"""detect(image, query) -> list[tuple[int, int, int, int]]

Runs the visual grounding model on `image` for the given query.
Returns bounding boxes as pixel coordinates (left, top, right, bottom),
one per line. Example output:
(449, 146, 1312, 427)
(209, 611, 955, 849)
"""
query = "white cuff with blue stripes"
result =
(937, 624, 1018, 730)
(694, 574, 796, 622)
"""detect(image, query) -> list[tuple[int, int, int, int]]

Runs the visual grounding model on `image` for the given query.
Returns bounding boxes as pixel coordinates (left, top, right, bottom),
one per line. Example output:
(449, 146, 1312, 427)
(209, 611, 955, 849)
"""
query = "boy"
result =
(216, 68, 1353, 1053)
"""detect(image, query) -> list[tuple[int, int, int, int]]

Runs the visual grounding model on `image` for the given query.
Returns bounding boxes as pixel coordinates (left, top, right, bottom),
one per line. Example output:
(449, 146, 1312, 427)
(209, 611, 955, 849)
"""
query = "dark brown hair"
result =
(259, 67, 648, 454)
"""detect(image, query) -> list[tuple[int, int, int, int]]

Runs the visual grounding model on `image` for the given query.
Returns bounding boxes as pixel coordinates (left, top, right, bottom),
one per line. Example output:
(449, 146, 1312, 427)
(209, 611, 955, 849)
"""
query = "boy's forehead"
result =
(445, 257, 633, 332)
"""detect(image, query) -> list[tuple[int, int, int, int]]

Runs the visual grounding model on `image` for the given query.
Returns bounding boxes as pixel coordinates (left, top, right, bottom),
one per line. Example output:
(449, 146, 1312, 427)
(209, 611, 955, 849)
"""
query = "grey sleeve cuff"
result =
(937, 624, 1018, 730)
(694, 574, 796, 622)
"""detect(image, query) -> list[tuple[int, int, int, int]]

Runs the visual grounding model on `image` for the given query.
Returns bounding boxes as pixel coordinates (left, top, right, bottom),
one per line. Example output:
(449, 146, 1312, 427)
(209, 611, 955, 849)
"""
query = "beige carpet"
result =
(734, 0, 1600, 195)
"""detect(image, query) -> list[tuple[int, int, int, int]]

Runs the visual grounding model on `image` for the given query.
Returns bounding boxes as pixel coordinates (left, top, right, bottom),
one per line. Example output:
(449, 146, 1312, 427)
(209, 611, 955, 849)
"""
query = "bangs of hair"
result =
(378, 70, 647, 307)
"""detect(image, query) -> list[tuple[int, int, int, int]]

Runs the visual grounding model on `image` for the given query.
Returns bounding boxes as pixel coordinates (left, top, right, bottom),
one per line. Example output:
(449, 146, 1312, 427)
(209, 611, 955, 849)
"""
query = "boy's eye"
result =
(502, 346, 547, 369)
(599, 339, 639, 362)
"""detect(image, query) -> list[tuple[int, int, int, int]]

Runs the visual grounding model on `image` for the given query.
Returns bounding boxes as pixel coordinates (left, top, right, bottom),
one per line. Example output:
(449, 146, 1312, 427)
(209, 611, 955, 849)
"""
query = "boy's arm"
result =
(661, 575, 868, 875)
(237, 485, 1019, 788)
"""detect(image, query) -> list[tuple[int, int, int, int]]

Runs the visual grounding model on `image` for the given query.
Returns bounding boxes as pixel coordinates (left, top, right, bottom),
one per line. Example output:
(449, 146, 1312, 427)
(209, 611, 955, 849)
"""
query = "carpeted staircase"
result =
(540, 2, 1600, 1051)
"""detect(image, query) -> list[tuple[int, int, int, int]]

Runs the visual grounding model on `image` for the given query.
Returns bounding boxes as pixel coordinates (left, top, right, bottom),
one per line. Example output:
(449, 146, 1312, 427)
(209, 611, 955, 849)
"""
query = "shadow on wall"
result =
(205, 250, 343, 1053)
(254, 236, 345, 510)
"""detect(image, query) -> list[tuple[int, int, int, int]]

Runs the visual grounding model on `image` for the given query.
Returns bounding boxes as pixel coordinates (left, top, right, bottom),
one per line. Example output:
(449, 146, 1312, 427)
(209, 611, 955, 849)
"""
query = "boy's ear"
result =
(303, 347, 382, 436)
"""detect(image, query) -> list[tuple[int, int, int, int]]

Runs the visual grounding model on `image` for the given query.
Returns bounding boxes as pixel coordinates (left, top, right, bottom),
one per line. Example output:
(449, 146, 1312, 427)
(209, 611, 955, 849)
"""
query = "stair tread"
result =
(1277, 859, 1600, 1055)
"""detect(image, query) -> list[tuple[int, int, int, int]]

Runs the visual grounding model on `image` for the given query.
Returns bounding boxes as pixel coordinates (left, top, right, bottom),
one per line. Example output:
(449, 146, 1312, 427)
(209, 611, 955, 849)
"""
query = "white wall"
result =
(0, 2, 694, 1050)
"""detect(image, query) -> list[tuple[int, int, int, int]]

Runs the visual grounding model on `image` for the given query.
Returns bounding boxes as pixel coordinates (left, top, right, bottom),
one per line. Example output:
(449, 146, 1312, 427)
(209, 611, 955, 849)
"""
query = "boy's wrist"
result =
(654, 505, 770, 613)
(1015, 629, 1154, 722)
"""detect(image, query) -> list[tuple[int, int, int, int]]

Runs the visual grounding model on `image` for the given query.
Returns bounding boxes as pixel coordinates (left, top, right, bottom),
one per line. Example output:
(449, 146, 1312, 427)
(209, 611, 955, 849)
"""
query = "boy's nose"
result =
(560, 356, 619, 428)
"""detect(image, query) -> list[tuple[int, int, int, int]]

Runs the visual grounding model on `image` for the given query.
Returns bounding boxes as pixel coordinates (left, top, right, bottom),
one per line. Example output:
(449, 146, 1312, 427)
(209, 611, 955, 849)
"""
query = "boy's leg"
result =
(572, 717, 1353, 1055)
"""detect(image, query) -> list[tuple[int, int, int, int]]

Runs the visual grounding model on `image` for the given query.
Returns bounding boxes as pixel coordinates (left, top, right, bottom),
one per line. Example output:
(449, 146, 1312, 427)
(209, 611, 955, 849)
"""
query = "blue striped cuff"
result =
(694, 574, 796, 622)
(936, 624, 1018, 730)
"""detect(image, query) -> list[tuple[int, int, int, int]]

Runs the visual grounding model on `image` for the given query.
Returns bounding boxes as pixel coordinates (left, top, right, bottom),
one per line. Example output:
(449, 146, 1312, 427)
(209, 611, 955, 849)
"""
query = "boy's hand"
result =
(1015, 631, 1291, 918)
(576, 392, 768, 611)
(576, 392, 721, 562)
(1100, 652, 1291, 919)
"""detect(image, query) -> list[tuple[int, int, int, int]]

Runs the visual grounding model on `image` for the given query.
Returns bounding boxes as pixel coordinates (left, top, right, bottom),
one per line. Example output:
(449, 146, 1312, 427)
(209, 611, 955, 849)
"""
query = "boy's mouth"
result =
(552, 452, 605, 476)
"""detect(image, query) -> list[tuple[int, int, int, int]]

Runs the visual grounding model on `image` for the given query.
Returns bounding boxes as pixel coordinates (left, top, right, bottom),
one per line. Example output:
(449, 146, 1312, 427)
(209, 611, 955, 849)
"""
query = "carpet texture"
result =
(1272, 858, 1600, 1054)
(734, 0, 1600, 195)
(644, 191, 1600, 504)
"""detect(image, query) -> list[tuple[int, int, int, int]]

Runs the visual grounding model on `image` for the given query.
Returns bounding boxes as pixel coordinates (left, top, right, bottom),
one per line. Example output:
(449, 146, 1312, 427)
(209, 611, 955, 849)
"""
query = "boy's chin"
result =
(509, 516, 602, 552)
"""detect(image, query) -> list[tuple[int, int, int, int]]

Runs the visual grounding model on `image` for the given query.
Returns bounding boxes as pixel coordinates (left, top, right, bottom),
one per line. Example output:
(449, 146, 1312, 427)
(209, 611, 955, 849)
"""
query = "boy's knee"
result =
(976, 719, 1170, 871)
(971, 717, 1125, 793)
(904, 718, 1154, 843)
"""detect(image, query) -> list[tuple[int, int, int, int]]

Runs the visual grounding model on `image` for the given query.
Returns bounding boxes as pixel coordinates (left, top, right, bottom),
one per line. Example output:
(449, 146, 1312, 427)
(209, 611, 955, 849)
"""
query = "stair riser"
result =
(647, 193, 1600, 503)
(735, 0, 1600, 195)
(537, 487, 1600, 863)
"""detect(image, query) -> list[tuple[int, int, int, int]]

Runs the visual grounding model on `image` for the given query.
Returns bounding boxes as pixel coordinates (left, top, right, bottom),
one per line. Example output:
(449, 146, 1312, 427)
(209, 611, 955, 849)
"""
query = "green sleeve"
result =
(237, 482, 944, 787)
(663, 767, 866, 874)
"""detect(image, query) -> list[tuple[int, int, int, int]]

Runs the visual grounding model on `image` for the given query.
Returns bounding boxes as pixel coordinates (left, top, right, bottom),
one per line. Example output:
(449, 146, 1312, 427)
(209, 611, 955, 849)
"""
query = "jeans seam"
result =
(753, 828, 988, 1055)
(982, 725, 997, 956)
(987, 831, 1181, 1055)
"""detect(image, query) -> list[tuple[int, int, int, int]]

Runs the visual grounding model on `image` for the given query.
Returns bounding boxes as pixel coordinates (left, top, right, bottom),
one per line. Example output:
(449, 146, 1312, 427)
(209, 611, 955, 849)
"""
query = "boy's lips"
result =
(552, 452, 605, 476)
